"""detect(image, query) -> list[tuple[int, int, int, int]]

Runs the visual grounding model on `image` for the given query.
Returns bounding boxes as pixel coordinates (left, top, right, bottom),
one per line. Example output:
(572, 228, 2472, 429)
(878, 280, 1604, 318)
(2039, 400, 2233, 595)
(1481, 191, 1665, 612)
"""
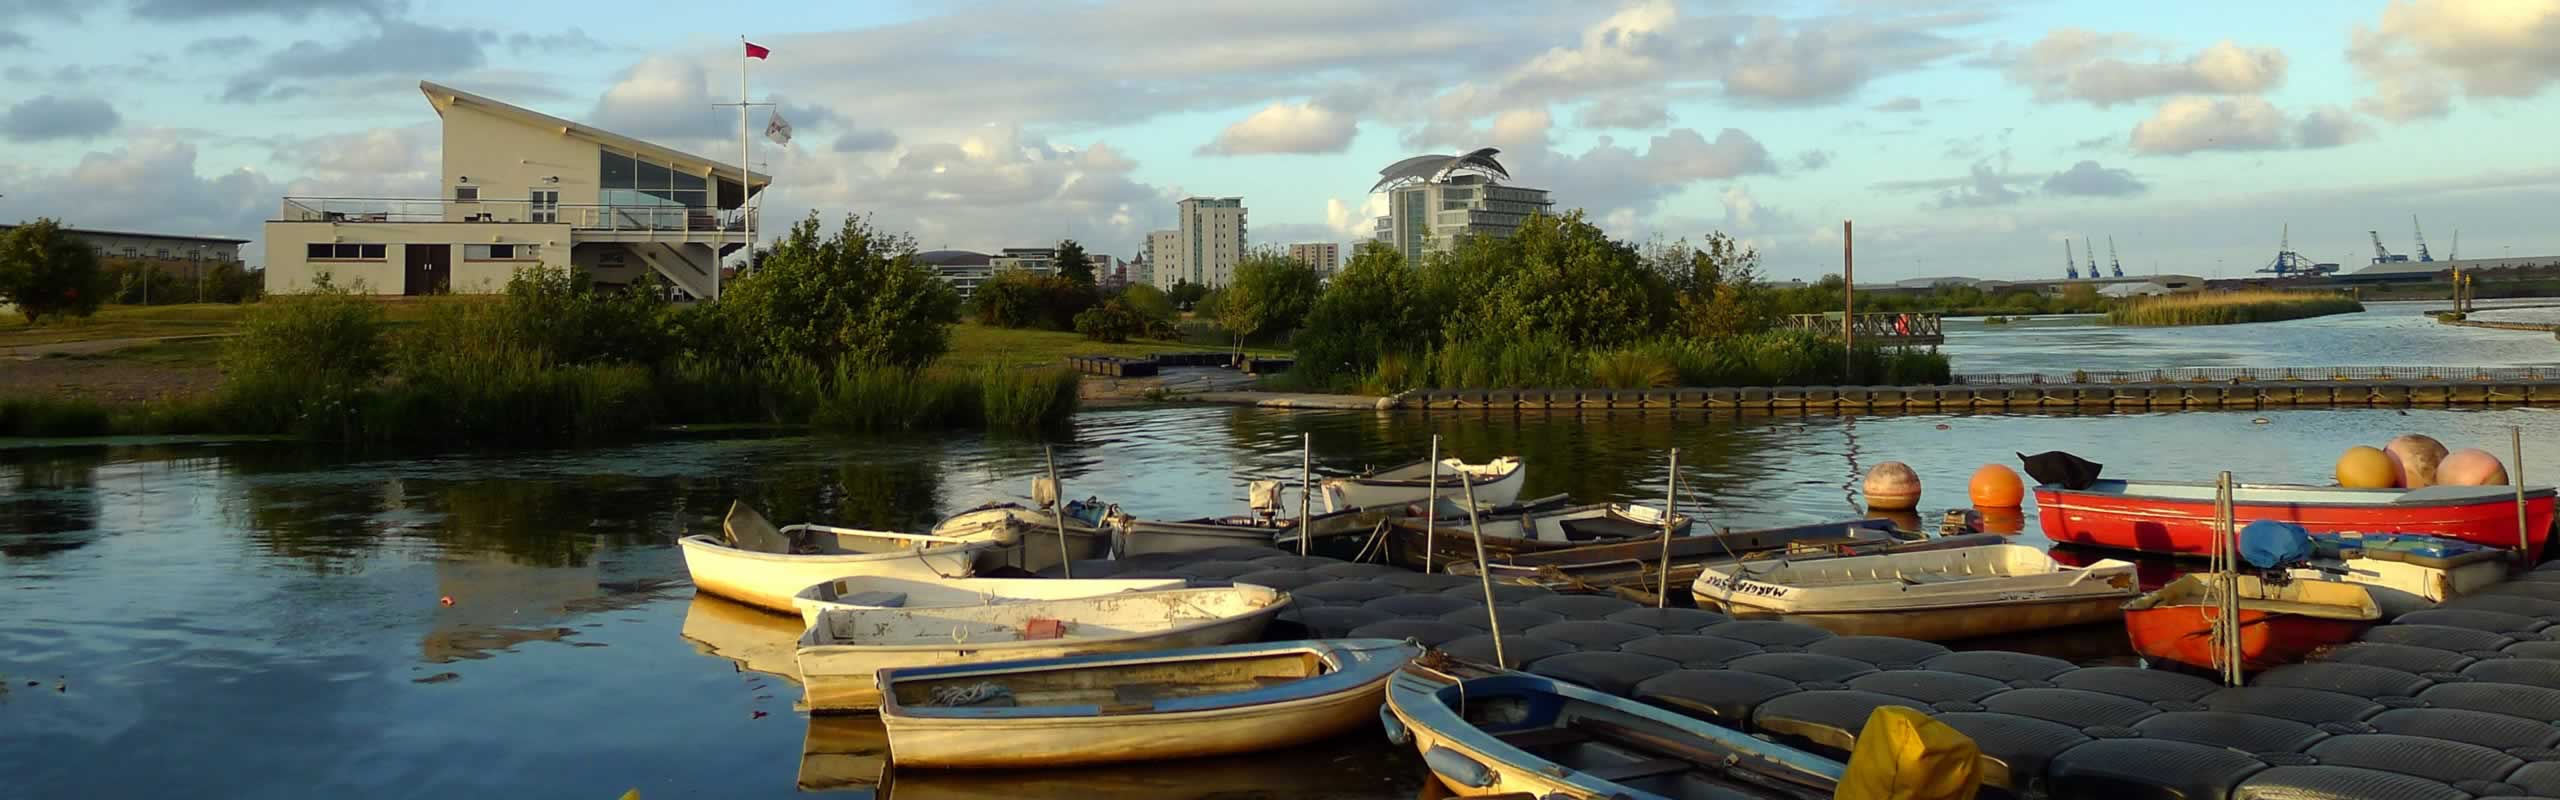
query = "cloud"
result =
(2294, 106, 2372, 149)
(0, 30, 27, 50)
(223, 20, 487, 103)
(265, 123, 438, 180)
(127, 0, 398, 19)
(831, 128, 898, 153)
(503, 28, 607, 55)
(1794, 149, 1834, 171)
(2041, 160, 2148, 196)
(0, 132, 274, 246)
(0, 95, 122, 142)
(1870, 96, 1923, 112)
(2129, 96, 2363, 155)
(1197, 101, 1357, 156)
(2348, 0, 2560, 121)
(1323, 193, 1387, 240)
(2002, 29, 2288, 106)
(184, 35, 258, 57)
(588, 57, 839, 145)
(1575, 95, 1670, 129)
(1933, 160, 2025, 208)
(779, 125, 1172, 255)
(1644, 128, 1777, 181)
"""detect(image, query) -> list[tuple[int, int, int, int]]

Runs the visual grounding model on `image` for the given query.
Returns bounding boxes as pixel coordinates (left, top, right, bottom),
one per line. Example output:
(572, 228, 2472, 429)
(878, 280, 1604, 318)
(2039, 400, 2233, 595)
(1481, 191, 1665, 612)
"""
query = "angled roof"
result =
(419, 80, 769, 189)
(0, 224, 249, 245)
(1371, 147, 1512, 192)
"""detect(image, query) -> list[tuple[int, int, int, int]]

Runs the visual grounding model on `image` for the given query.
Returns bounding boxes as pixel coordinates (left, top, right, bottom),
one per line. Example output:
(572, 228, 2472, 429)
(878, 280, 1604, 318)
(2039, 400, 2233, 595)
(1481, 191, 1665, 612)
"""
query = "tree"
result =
(1053, 239, 1093, 285)
(1215, 252, 1322, 350)
(1295, 242, 1434, 379)
(718, 213, 960, 369)
(1073, 300, 1146, 343)
(1672, 232, 1774, 338)
(1429, 210, 1668, 348)
(972, 270, 1095, 330)
(0, 219, 108, 323)
(1166, 279, 1208, 309)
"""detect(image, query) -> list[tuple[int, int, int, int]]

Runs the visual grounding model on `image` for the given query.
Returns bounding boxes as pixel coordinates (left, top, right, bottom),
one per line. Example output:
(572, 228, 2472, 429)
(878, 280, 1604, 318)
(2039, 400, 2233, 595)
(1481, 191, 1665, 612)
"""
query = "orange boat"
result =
(2122, 574, 2380, 673)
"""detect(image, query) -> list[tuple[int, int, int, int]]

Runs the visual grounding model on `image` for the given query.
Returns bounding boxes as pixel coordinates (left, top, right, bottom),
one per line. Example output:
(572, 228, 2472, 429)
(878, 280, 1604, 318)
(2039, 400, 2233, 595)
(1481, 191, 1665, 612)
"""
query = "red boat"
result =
(2036, 480, 2555, 559)
(2123, 574, 2381, 673)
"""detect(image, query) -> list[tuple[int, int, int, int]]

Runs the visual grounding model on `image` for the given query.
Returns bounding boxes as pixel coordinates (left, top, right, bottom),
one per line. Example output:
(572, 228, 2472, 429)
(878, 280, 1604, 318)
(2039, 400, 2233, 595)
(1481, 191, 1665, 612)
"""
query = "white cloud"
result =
(1197, 102, 1357, 156)
(1324, 194, 1387, 240)
(2003, 29, 2288, 106)
(0, 132, 274, 249)
(2129, 96, 2290, 154)
(2041, 160, 2149, 196)
(1574, 95, 1671, 129)
(2349, 0, 2560, 121)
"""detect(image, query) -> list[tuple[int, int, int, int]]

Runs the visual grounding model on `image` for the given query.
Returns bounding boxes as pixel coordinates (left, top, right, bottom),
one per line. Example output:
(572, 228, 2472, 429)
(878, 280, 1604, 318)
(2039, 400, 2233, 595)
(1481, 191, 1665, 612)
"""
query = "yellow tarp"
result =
(1834, 706, 1981, 800)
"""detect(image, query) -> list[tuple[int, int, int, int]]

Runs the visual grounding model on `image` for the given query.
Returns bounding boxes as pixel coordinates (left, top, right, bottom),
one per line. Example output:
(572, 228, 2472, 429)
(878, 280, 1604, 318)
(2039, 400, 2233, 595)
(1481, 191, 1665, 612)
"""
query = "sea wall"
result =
(1390, 380, 2560, 413)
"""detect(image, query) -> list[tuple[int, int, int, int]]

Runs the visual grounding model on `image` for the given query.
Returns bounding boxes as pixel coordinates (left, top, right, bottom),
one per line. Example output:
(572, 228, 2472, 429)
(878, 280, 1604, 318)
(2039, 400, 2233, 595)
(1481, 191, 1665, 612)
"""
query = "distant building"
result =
(1288, 242, 1340, 277)
(1126, 254, 1153, 289)
(0, 224, 249, 266)
(918, 249, 996, 302)
(1370, 148, 1552, 264)
(1146, 196, 1248, 289)
(991, 247, 1061, 276)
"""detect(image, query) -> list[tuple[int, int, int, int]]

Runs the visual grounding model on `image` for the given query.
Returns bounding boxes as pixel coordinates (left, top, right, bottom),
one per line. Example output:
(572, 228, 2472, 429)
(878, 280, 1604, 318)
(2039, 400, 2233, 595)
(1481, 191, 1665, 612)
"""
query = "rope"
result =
(929, 681, 1014, 707)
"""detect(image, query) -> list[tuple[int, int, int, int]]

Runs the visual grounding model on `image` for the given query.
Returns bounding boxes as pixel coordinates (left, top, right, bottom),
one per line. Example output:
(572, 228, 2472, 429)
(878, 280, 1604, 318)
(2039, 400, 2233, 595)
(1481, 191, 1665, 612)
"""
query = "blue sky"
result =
(1, 0, 2556, 280)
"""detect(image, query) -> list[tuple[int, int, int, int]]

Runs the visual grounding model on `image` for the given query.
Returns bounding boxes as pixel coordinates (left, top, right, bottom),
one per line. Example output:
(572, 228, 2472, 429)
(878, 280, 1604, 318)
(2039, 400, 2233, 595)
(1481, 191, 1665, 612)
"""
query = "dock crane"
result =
(2064, 239, 2079, 279)
(2413, 216, 2434, 262)
(2371, 230, 2408, 264)
(2108, 237, 2124, 278)
(2261, 224, 2335, 277)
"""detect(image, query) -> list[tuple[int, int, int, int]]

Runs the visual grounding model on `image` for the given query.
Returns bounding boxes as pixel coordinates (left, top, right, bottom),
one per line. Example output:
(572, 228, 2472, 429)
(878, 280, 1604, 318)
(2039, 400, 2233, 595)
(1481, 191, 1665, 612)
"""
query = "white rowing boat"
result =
(680, 501, 991, 615)
(1320, 456, 1525, 512)
(930, 501, 1111, 574)
(1691, 544, 2138, 641)
(876, 639, 1419, 768)
(790, 575, 1188, 628)
(795, 585, 1291, 712)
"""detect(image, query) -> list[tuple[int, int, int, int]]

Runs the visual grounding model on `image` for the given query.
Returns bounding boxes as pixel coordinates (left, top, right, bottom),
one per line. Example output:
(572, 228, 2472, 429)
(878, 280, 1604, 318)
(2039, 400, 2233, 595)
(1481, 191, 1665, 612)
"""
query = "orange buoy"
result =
(2440, 448, 2511, 486)
(1864, 461, 1922, 511)
(1968, 465, 2025, 508)
(2336, 446, 2396, 489)
(2384, 434, 2450, 489)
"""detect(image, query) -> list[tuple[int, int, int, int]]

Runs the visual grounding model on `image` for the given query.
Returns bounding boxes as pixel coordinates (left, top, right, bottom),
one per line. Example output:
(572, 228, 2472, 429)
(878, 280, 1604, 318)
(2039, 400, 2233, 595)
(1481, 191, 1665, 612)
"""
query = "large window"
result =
(306, 243, 386, 260)
(464, 244, 540, 261)
(599, 150, 707, 229)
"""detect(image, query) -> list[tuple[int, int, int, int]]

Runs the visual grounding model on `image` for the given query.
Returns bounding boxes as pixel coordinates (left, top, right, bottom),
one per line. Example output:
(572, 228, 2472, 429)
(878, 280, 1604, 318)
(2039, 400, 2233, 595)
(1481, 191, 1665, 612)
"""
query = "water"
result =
(10, 309, 2560, 798)
(1940, 299, 2560, 375)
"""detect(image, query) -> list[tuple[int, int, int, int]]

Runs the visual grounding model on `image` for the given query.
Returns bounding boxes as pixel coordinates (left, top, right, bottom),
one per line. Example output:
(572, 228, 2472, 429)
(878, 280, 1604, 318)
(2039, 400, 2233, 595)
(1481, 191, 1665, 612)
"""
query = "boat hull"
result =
(1324, 461, 1526, 512)
(883, 673, 1391, 769)
(1395, 517, 1891, 573)
(791, 577, 1189, 629)
(2035, 481, 2556, 559)
(679, 535, 987, 614)
(2125, 604, 2370, 673)
(797, 593, 1288, 712)
(1700, 594, 2131, 641)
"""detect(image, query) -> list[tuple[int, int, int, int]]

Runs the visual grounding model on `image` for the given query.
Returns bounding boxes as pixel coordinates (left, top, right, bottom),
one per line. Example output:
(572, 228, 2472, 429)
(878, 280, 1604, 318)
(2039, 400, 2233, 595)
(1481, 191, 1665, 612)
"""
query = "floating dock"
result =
(1058, 546, 2560, 799)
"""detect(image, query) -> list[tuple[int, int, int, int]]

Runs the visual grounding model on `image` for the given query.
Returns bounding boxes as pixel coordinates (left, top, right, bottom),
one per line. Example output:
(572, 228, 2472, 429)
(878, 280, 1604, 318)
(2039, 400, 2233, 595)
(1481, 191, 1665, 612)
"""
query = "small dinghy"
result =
(1395, 511, 1892, 573)
(1455, 531, 2003, 596)
(2035, 478, 2555, 558)
(1320, 456, 1526, 512)
(790, 575, 1188, 628)
(795, 585, 1290, 711)
(2124, 573, 2381, 673)
(680, 501, 991, 614)
(931, 500, 1111, 574)
(877, 639, 1420, 769)
(1691, 544, 2138, 641)
(1383, 662, 1842, 799)
(1112, 505, 1381, 557)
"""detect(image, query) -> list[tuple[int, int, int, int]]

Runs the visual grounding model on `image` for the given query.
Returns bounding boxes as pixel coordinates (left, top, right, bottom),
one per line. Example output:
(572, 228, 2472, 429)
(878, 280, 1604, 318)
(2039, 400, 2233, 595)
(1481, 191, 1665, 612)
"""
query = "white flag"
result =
(764, 110, 793, 145)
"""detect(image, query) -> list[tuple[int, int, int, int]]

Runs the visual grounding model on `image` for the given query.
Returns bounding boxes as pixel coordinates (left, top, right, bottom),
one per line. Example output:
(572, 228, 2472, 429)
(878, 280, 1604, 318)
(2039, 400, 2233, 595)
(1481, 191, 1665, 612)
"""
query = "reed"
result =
(977, 365, 1081, 431)
(2104, 290, 2363, 326)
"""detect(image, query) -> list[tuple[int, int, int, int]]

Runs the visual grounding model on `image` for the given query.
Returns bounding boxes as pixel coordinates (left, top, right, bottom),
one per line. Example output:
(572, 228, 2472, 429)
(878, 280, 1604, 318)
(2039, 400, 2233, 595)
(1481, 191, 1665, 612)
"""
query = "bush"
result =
(719, 213, 960, 368)
(978, 365, 1079, 431)
(219, 278, 388, 436)
(488, 266, 678, 366)
(973, 269, 1096, 330)
(0, 218, 108, 323)
(1295, 242, 1433, 381)
(1072, 300, 1147, 343)
(1215, 253, 1322, 348)
(1430, 211, 1670, 349)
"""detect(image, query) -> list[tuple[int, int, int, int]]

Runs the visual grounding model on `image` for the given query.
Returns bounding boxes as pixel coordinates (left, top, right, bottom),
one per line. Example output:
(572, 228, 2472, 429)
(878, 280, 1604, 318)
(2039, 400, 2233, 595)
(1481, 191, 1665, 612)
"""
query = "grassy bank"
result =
(1271, 330, 1951, 393)
(2104, 290, 2364, 326)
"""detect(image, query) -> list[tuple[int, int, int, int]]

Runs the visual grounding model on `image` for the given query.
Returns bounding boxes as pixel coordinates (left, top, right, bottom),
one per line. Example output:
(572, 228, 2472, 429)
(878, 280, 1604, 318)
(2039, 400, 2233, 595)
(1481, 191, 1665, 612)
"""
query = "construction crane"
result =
(2450, 228, 2460, 261)
(2413, 216, 2434, 262)
(2108, 236, 2124, 278)
(2064, 239, 2079, 280)
(2370, 230, 2408, 264)
(2262, 224, 2335, 277)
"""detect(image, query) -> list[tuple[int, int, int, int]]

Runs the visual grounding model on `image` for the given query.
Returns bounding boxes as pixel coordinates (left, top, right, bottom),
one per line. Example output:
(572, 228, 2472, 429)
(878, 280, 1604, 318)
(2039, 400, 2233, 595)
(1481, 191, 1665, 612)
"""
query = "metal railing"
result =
(1956, 366, 2560, 385)
(1785, 312, 1944, 340)
(280, 197, 754, 236)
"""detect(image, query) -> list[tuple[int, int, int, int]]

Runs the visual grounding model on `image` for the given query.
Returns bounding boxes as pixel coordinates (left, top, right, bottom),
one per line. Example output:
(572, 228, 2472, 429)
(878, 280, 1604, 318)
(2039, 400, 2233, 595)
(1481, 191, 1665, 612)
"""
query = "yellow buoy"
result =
(2384, 434, 2450, 488)
(2336, 446, 2395, 489)
(1968, 465, 2025, 508)
(1865, 462, 1922, 511)
(2440, 448, 2511, 486)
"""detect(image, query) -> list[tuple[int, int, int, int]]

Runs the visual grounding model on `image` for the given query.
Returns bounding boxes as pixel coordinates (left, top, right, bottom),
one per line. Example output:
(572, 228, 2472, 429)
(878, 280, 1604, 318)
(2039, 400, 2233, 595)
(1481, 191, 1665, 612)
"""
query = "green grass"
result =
(944, 323, 1283, 369)
(2104, 290, 2364, 326)
(1, 300, 472, 349)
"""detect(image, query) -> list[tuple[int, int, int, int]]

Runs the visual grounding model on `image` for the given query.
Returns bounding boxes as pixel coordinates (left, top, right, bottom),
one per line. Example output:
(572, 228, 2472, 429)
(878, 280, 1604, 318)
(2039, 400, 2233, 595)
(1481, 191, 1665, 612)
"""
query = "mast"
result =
(735, 36, 748, 301)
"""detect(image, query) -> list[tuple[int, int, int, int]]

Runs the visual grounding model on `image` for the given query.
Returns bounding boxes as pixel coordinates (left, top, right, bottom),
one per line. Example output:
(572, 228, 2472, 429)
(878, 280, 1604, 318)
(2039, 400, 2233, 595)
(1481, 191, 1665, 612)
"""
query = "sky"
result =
(1, 0, 2557, 282)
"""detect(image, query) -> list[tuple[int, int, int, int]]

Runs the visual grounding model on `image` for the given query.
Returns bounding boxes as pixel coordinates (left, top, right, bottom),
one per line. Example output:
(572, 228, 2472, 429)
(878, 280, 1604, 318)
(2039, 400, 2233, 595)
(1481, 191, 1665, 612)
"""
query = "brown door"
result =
(404, 244, 450, 295)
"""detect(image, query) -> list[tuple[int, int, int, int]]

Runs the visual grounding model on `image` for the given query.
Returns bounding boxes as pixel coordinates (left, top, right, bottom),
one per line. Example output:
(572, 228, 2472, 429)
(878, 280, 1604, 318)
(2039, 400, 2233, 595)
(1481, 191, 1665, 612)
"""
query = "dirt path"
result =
(0, 334, 233, 360)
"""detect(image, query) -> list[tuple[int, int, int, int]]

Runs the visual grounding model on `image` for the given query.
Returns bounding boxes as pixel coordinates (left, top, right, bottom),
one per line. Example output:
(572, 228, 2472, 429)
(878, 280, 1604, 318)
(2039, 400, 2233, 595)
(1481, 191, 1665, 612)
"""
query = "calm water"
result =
(9, 309, 2560, 799)
(1940, 299, 2560, 375)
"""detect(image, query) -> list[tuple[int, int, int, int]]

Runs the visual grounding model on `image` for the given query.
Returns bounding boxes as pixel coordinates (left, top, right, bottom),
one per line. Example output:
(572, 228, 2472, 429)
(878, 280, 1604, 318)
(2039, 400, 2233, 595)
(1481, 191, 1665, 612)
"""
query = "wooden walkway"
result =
(1784, 312, 1943, 346)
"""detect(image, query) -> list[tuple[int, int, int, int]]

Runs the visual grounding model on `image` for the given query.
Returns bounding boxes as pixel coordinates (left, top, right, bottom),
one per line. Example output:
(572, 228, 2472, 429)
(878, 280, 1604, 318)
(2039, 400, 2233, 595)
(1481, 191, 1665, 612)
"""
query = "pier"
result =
(1056, 545, 2560, 799)
(1393, 368, 2560, 413)
(1785, 312, 1946, 346)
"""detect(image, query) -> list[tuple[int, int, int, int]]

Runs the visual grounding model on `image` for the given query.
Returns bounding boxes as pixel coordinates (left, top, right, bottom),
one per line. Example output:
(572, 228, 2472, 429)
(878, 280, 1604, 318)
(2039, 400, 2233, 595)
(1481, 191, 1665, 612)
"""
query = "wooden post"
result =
(1657, 449, 1679, 608)
(1045, 445, 1073, 579)
(1842, 220, 1856, 383)
(2516, 427, 2533, 571)
(2214, 471, 2239, 687)
(1423, 435, 1441, 573)
(1462, 470, 1505, 668)
(1299, 433, 1313, 557)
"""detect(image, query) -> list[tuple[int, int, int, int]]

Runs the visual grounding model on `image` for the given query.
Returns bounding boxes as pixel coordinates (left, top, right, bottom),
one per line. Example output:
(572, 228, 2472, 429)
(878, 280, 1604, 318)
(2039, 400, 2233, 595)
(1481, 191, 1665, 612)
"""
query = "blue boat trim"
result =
(1388, 670, 1845, 799)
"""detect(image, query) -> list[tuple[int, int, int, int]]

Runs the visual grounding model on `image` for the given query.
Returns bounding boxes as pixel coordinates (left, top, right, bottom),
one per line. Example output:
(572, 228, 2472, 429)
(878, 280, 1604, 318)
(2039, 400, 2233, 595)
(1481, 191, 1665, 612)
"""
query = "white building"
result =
(1288, 242, 1340, 277)
(918, 250, 996, 302)
(1371, 148, 1551, 264)
(991, 247, 1061, 276)
(0, 224, 249, 265)
(1145, 196, 1247, 289)
(263, 81, 764, 298)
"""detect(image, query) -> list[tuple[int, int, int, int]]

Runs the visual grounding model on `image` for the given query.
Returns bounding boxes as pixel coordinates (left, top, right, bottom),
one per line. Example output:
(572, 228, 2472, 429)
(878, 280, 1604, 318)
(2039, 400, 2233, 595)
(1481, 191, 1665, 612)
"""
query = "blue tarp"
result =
(2240, 519, 2313, 569)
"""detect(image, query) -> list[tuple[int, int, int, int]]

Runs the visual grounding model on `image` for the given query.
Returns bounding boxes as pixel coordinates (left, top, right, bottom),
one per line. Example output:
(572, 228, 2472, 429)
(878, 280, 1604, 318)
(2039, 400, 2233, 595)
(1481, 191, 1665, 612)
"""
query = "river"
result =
(7, 306, 2560, 798)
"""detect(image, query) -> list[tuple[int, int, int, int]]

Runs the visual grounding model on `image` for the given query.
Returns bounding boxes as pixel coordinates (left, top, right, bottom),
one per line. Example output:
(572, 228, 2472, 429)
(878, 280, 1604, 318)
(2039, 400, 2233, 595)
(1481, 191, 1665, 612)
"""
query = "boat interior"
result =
(887, 650, 1330, 712)
(723, 502, 951, 556)
(809, 589, 1270, 647)
(1731, 544, 2068, 588)
(2129, 574, 2381, 620)
(1420, 502, 1684, 543)
(1462, 692, 1820, 799)
(1367, 457, 1518, 484)
(2060, 479, 2534, 505)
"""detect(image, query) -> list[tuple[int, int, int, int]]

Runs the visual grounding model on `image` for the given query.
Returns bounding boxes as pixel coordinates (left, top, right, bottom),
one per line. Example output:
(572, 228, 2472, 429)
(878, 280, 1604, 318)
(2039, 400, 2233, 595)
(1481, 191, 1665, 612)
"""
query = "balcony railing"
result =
(279, 197, 755, 236)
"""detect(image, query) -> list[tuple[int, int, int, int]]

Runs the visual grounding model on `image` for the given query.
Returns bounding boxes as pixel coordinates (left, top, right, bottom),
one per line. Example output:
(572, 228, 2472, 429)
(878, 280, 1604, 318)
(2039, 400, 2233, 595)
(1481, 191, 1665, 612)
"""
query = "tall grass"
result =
(2105, 290, 2363, 326)
(810, 363, 1079, 433)
(1345, 330, 1952, 391)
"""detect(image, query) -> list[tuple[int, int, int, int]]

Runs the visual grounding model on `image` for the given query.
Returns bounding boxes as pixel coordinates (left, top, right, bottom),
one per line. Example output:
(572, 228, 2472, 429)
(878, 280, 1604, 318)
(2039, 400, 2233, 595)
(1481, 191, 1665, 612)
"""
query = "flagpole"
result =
(733, 35, 749, 302)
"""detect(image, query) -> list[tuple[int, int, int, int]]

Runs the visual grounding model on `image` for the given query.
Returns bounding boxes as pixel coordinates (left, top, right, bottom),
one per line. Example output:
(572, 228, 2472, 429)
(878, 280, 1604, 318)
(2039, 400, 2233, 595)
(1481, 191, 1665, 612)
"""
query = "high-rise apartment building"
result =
(1371, 148, 1550, 265)
(1288, 242, 1340, 277)
(1144, 196, 1248, 288)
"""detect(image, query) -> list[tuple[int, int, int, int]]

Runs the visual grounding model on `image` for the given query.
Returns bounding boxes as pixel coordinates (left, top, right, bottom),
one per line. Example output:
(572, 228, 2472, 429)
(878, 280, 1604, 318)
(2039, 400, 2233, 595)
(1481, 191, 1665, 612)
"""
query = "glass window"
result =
(359, 244, 385, 259)
(306, 243, 331, 259)
(600, 152, 635, 189)
(464, 244, 537, 260)
(454, 186, 479, 202)
(637, 159, 670, 191)
(673, 190, 706, 210)
(673, 170, 706, 191)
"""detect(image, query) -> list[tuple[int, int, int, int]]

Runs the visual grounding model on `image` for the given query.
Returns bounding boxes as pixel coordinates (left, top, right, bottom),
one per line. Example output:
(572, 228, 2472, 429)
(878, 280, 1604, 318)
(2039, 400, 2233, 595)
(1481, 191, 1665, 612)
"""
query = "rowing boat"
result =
(1320, 457, 1526, 512)
(1691, 544, 2139, 641)
(930, 501, 1111, 574)
(795, 585, 1290, 711)
(2124, 573, 2381, 672)
(877, 639, 1419, 768)
(680, 502, 991, 614)
(789, 575, 1188, 628)
(1453, 530, 2002, 594)
(1112, 506, 1379, 557)
(1398, 513, 1895, 573)
(2035, 479, 2556, 558)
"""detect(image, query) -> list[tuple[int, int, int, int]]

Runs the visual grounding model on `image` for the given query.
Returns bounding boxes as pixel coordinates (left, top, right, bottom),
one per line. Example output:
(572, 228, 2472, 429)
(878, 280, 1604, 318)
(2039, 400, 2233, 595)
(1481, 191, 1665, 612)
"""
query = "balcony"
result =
(279, 197, 757, 244)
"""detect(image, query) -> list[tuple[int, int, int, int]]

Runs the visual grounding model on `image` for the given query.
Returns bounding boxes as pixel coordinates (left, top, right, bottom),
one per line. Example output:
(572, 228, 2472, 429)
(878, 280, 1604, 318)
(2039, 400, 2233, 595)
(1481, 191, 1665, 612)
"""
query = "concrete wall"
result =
(263, 220, 572, 294)
(440, 101, 605, 218)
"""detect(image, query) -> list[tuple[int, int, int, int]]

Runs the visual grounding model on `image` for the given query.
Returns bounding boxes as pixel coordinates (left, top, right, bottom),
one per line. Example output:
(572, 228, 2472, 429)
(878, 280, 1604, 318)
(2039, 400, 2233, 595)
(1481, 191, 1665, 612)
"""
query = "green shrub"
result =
(1589, 349, 1679, 389)
(973, 269, 1096, 330)
(1072, 300, 1147, 343)
(490, 266, 678, 366)
(1295, 242, 1433, 381)
(219, 279, 387, 436)
(1214, 253, 1322, 349)
(978, 365, 1079, 431)
(0, 395, 113, 436)
(720, 213, 961, 368)
(0, 218, 109, 322)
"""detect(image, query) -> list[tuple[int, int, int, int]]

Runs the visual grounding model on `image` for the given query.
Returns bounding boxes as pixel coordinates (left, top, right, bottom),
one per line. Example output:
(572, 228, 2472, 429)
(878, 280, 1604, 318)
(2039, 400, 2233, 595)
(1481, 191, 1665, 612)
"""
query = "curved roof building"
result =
(1371, 147, 1552, 263)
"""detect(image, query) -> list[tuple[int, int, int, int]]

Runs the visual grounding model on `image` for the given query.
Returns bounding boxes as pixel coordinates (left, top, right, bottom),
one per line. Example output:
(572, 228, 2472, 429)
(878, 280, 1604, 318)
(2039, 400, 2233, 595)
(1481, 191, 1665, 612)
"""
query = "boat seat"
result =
(1492, 727, 1589, 750)
(1580, 758, 1691, 782)
(836, 591, 906, 608)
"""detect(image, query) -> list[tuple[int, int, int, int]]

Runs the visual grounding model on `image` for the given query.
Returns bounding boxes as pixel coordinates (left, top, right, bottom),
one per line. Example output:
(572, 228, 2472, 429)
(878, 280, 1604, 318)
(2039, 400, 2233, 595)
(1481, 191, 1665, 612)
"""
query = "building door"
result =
(404, 244, 450, 295)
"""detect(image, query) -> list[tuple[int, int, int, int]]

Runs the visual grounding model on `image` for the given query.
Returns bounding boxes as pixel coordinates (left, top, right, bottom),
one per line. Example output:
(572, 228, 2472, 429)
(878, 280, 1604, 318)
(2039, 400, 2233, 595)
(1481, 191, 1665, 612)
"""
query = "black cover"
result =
(2020, 450, 2105, 489)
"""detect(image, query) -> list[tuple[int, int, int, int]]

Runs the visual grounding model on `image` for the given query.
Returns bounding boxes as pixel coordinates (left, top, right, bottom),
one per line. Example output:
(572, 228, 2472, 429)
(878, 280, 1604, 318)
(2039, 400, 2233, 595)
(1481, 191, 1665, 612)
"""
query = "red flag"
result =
(744, 41, 770, 60)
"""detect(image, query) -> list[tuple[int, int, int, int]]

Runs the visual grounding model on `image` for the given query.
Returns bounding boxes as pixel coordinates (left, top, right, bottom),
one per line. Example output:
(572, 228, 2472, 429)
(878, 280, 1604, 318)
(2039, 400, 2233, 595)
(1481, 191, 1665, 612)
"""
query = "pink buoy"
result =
(1864, 461, 1922, 511)
(2384, 434, 2450, 488)
(2440, 448, 2510, 486)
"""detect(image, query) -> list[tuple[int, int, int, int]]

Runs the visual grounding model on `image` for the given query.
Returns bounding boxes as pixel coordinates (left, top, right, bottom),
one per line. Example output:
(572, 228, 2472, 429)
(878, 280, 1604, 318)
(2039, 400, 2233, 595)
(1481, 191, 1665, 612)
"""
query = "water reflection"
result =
(0, 449, 101, 558)
(873, 730, 1421, 799)
(683, 592, 805, 683)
